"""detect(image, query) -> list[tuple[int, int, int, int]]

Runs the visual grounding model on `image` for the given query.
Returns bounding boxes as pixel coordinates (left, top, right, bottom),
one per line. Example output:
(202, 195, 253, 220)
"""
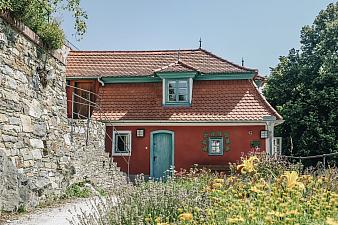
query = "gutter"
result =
(97, 77, 105, 86)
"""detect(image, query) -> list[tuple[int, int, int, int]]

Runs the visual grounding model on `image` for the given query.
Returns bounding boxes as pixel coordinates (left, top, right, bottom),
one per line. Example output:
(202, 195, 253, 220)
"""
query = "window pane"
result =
(178, 88, 187, 95)
(169, 94, 176, 101)
(169, 88, 176, 95)
(168, 81, 176, 89)
(178, 94, 188, 101)
(178, 80, 188, 88)
(115, 134, 128, 152)
(209, 138, 223, 155)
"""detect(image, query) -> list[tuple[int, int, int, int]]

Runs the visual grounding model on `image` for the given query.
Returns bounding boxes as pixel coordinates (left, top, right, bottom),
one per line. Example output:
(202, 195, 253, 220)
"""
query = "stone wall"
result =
(69, 120, 127, 188)
(0, 15, 124, 211)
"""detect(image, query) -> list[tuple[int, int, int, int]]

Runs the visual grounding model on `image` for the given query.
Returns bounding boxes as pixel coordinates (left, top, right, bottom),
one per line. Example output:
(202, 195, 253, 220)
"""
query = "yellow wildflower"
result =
(213, 178, 224, 183)
(250, 185, 263, 193)
(286, 209, 300, 215)
(226, 216, 244, 223)
(326, 217, 338, 225)
(155, 217, 161, 223)
(179, 213, 193, 222)
(236, 156, 259, 174)
(281, 171, 305, 190)
(212, 182, 223, 189)
(157, 223, 170, 225)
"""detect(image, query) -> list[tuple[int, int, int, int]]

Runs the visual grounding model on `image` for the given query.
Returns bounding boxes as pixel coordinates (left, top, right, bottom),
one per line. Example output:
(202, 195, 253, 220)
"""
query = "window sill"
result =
(208, 153, 224, 156)
(112, 153, 131, 156)
(163, 102, 192, 107)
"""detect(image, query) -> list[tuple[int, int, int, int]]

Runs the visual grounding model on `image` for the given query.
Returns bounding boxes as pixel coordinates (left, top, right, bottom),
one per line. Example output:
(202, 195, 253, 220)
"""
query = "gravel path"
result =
(5, 198, 102, 225)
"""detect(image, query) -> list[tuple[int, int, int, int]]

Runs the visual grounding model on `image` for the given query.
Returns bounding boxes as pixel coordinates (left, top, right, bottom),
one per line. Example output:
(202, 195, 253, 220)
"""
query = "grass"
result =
(63, 182, 93, 199)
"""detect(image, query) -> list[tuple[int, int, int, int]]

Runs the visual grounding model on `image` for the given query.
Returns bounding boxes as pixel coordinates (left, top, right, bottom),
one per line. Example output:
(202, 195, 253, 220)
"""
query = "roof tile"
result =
(92, 80, 282, 121)
(66, 49, 256, 78)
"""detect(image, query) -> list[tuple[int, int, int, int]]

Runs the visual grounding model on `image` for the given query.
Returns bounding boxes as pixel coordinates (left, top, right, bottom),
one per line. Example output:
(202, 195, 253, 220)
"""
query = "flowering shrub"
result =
(73, 155, 338, 225)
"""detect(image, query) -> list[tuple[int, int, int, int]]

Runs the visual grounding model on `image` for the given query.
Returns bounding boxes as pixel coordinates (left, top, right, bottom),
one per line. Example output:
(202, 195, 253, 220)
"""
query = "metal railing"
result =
(284, 152, 338, 168)
(66, 84, 132, 179)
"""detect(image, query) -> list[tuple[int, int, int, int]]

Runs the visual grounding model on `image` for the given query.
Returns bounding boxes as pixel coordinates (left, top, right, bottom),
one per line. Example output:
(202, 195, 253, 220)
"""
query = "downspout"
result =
(98, 77, 105, 86)
(263, 116, 276, 156)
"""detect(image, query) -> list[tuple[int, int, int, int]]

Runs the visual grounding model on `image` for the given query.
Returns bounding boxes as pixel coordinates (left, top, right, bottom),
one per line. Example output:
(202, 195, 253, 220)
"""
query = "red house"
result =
(66, 49, 283, 179)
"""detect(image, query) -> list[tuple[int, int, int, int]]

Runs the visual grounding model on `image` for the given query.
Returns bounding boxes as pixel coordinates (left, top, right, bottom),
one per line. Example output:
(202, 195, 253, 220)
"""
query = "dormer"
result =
(155, 61, 198, 106)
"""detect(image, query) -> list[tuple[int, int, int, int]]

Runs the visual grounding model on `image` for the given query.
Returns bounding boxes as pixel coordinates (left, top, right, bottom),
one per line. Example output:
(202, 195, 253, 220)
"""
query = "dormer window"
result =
(155, 63, 197, 106)
(163, 78, 193, 106)
(167, 79, 189, 103)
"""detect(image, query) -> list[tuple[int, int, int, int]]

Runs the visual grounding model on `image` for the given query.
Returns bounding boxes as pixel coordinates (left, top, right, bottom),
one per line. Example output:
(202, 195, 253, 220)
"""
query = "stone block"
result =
(0, 113, 8, 123)
(3, 65, 14, 76)
(2, 125, 21, 132)
(22, 152, 33, 161)
(2, 134, 18, 143)
(63, 133, 71, 146)
(33, 123, 47, 137)
(32, 149, 42, 160)
(20, 114, 33, 132)
(23, 160, 34, 168)
(14, 141, 24, 149)
(14, 71, 28, 83)
(29, 139, 44, 149)
(5, 76, 17, 90)
(2, 90, 19, 102)
(28, 99, 42, 118)
(9, 117, 21, 125)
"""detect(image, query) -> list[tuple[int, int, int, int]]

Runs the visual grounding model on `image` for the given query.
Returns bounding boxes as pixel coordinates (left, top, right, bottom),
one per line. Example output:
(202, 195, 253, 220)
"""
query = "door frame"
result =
(150, 130, 175, 178)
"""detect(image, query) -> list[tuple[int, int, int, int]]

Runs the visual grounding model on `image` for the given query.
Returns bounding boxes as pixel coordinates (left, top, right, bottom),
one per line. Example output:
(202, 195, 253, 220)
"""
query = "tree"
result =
(264, 3, 338, 159)
(0, 0, 87, 49)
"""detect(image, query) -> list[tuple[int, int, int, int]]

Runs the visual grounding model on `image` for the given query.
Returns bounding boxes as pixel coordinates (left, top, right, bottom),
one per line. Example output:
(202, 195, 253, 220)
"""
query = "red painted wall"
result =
(106, 125, 266, 175)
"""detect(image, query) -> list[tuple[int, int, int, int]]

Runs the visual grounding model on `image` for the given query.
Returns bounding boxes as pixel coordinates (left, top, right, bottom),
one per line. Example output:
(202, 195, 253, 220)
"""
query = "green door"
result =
(151, 131, 174, 179)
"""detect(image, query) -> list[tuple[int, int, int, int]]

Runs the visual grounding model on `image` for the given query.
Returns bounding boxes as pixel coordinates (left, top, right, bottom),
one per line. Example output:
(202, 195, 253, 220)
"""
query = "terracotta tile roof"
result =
(92, 80, 282, 121)
(154, 61, 198, 73)
(66, 49, 257, 78)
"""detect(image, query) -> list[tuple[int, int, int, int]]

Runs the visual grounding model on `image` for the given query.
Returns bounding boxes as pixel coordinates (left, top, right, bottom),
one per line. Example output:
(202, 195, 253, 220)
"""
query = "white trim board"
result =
(112, 130, 132, 156)
(106, 121, 268, 126)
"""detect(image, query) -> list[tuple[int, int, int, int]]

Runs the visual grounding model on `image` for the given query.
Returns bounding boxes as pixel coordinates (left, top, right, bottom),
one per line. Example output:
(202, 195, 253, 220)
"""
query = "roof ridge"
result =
(199, 48, 258, 73)
(69, 49, 201, 54)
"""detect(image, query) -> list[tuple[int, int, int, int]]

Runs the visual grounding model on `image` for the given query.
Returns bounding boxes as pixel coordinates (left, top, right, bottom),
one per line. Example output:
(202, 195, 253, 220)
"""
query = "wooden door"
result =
(151, 131, 174, 179)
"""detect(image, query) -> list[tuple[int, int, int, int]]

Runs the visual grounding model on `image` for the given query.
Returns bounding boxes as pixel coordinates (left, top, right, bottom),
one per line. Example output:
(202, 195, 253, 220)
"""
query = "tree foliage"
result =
(0, 0, 87, 49)
(264, 3, 338, 157)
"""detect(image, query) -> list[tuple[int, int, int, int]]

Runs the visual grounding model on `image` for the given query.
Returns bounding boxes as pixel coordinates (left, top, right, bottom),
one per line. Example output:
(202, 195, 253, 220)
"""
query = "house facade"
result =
(66, 49, 283, 178)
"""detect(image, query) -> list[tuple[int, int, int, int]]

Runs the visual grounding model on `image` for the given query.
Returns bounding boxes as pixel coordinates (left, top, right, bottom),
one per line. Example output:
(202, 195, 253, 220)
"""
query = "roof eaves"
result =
(250, 80, 283, 120)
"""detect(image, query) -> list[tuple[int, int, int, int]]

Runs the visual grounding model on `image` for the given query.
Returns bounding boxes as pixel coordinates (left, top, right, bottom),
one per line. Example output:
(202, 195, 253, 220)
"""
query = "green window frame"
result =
(165, 79, 190, 105)
(208, 137, 224, 156)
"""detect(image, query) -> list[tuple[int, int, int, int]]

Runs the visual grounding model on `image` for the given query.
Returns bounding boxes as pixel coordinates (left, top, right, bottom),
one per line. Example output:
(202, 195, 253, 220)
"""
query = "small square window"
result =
(112, 131, 131, 156)
(136, 129, 145, 137)
(208, 137, 224, 156)
(260, 130, 269, 139)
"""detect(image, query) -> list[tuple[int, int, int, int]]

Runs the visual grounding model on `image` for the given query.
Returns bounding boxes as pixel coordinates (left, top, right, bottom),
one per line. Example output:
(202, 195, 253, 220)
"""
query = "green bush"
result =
(63, 182, 92, 199)
(37, 22, 64, 50)
(0, 0, 86, 50)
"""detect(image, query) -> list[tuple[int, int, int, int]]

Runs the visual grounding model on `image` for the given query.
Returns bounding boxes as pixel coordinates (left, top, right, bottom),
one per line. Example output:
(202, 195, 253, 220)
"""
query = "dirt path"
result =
(5, 198, 98, 225)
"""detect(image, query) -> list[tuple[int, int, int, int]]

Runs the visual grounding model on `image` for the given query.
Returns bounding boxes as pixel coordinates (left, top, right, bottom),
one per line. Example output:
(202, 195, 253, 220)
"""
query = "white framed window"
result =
(112, 130, 132, 156)
(273, 137, 282, 155)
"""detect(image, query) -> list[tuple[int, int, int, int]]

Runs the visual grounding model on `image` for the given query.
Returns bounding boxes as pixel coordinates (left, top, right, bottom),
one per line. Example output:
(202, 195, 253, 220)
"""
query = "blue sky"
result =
(62, 0, 334, 75)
